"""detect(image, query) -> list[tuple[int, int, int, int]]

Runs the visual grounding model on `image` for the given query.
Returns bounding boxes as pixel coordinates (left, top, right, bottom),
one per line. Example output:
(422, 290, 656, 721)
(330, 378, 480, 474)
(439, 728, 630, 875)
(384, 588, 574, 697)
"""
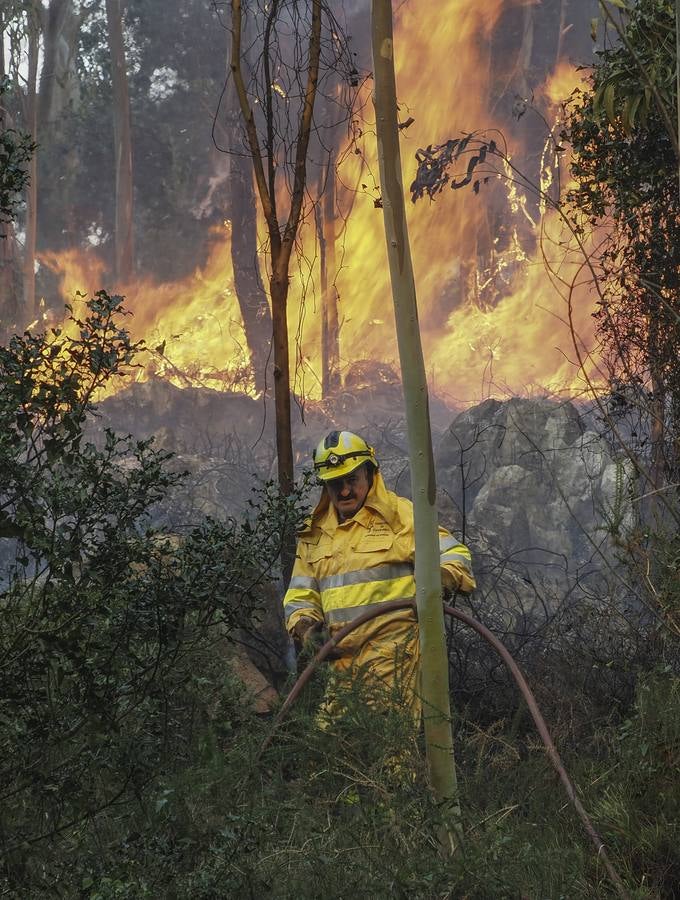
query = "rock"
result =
(435, 396, 636, 623)
(436, 397, 631, 561)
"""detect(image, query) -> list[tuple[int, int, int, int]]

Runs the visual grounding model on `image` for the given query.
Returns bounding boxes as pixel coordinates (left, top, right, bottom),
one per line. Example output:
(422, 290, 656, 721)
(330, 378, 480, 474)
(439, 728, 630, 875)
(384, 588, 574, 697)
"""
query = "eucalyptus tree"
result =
(3, 0, 82, 326)
(370, 0, 462, 846)
(228, 0, 357, 577)
(105, 0, 133, 283)
(0, 3, 38, 330)
(19, 4, 40, 323)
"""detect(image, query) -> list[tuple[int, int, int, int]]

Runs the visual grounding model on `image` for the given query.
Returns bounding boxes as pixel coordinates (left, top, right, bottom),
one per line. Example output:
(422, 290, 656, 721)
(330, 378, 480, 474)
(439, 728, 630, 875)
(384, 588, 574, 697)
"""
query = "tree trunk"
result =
(223, 37, 272, 396)
(105, 0, 133, 284)
(37, 0, 61, 127)
(22, 8, 40, 325)
(38, 0, 78, 128)
(0, 220, 17, 336)
(0, 19, 18, 333)
(270, 263, 296, 578)
(37, 0, 85, 249)
(229, 163, 273, 395)
(320, 149, 340, 396)
(371, 0, 462, 850)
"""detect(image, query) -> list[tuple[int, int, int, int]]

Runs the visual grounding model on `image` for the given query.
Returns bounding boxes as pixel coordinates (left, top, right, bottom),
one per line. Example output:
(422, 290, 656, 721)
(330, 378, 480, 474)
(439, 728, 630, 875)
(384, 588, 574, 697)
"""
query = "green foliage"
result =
(567, 0, 677, 226)
(586, 670, 680, 895)
(30, 663, 680, 899)
(591, 1, 676, 134)
(0, 75, 35, 226)
(562, 0, 680, 648)
(0, 294, 303, 892)
(564, 0, 680, 480)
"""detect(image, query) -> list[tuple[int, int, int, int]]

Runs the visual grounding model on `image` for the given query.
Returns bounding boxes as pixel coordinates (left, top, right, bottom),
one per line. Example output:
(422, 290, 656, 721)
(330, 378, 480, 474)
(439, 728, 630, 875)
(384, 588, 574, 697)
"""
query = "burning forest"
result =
(3, 0, 600, 404)
(1, 1, 680, 897)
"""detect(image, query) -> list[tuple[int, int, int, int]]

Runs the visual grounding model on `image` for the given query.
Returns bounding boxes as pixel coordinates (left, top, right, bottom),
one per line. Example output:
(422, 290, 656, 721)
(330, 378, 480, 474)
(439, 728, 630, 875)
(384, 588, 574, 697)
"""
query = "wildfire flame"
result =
(42, 226, 251, 398)
(41, 1, 599, 407)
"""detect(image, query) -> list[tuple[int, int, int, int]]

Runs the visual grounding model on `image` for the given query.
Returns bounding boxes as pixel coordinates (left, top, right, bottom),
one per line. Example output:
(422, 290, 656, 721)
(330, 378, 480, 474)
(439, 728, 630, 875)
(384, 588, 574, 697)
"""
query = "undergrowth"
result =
(3, 655, 673, 900)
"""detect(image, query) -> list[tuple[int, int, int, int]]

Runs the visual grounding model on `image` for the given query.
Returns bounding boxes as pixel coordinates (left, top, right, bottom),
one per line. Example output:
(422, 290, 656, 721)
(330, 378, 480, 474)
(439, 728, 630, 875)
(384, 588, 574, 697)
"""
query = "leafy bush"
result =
(137, 666, 677, 900)
(586, 670, 680, 896)
(68, 681, 612, 899)
(0, 294, 303, 893)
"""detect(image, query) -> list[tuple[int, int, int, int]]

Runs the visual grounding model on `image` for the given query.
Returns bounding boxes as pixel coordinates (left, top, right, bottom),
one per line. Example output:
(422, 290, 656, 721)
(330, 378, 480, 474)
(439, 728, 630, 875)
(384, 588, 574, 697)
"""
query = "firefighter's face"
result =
(326, 465, 371, 520)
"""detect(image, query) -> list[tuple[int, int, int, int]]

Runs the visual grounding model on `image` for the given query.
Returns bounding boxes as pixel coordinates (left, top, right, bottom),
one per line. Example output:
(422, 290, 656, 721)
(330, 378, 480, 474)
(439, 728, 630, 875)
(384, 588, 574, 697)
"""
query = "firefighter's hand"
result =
(291, 616, 323, 652)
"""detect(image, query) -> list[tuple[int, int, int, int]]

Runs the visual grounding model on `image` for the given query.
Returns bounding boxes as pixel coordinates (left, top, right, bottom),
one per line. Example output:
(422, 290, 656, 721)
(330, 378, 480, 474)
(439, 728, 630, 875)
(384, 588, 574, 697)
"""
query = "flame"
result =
(542, 58, 589, 108)
(43, 224, 252, 398)
(285, 0, 600, 403)
(41, 1, 600, 407)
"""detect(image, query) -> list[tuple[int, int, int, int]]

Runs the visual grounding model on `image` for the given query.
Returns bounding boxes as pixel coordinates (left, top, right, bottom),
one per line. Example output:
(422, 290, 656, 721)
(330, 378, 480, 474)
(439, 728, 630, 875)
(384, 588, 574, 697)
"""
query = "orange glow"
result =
(43, 224, 252, 398)
(42, 2, 599, 407)
(542, 59, 589, 108)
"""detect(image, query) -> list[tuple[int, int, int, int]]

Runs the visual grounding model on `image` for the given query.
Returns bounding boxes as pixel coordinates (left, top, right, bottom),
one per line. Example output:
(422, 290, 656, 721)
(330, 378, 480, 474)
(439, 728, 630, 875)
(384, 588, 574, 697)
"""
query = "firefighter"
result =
(282, 430, 475, 718)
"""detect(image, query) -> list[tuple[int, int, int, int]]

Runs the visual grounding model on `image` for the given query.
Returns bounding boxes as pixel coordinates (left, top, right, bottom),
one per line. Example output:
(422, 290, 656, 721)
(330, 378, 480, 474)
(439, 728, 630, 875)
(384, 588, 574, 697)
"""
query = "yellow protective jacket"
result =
(283, 472, 475, 669)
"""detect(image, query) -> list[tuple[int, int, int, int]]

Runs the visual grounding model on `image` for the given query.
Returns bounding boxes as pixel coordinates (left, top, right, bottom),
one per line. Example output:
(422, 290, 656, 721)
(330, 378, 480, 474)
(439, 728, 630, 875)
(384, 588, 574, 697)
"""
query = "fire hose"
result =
(261, 599, 630, 899)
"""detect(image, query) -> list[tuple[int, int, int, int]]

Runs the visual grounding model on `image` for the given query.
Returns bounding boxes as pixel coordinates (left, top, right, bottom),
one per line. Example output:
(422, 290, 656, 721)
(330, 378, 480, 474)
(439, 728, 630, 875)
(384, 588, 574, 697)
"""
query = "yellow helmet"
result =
(312, 430, 378, 481)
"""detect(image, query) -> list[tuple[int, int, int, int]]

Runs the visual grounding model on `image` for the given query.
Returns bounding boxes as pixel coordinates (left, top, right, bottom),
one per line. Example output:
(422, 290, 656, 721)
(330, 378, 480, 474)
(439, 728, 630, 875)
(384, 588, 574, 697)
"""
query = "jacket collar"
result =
(300, 471, 401, 536)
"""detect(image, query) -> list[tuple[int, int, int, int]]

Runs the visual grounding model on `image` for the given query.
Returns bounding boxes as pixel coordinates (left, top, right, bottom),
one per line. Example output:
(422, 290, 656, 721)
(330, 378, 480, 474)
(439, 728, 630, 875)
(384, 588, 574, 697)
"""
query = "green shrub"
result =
(0, 295, 304, 895)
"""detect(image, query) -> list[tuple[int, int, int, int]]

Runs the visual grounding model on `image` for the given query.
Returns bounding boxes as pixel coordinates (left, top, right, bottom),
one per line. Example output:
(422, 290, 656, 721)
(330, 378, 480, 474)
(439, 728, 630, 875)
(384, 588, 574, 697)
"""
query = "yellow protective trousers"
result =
(323, 618, 421, 723)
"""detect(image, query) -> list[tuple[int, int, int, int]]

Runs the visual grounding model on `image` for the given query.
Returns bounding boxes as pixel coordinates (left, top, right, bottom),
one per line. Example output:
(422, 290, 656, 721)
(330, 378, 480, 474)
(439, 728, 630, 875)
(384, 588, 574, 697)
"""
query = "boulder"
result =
(435, 397, 635, 620)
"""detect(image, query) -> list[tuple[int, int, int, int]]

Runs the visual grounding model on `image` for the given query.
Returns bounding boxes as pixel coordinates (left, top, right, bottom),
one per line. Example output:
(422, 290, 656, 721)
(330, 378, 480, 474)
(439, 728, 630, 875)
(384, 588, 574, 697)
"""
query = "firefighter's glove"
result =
(291, 616, 323, 653)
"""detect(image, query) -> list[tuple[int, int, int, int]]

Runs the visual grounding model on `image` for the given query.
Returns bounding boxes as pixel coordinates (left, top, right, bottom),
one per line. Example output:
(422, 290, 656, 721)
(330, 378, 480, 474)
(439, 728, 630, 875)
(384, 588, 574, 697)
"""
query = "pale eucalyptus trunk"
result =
(371, 0, 462, 849)
(22, 8, 40, 324)
(105, 0, 133, 284)
(38, 0, 79, 128)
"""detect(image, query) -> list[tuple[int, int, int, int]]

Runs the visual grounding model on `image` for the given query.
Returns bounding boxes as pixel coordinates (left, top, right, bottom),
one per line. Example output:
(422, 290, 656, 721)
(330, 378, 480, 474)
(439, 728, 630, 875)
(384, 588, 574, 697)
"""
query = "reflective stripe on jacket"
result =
(283, 472, 475, 653)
